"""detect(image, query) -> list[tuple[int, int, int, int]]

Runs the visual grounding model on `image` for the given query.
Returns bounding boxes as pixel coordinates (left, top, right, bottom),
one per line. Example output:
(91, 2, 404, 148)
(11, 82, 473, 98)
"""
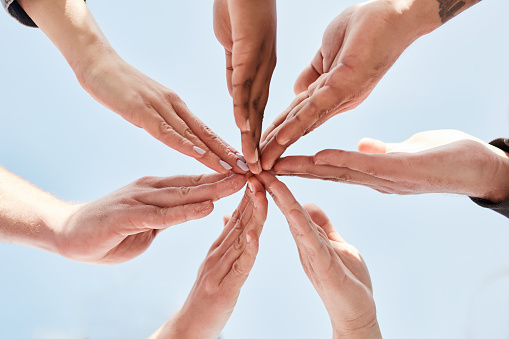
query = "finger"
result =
(152, 172, 242, 189)
(223, 215, 232, 227)
(294, 50, 323, 94)
(214, 177, 266, 255)
(257, 172, 324, 253)
(357, 138, 388, 154)
(140, 172, 247, 207)
(260, 93, 309, 149)
(219, 183, 267, 289)
(302, 203, 344, 243)
(209, 187, 252, 252)
(225, 49, 234, 96)
(275, 85, 340, 147)
(148, 97, 233, 174)
(170, 100, 248, 174)
(123, 201, 214, 233)
(314, 149, 405, 180)
(242, 62, 276, 173)
(260, 136, 288, 172)
(273, 156, 394, 187)
(260, 92, 308, 143)
(218, 230, 258, 291)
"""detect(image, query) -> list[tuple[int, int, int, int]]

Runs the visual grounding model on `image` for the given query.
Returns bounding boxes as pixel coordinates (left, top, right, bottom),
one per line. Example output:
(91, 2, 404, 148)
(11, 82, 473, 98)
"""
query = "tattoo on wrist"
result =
(437, 0, 465, 23)
(437, 0, 481, 23)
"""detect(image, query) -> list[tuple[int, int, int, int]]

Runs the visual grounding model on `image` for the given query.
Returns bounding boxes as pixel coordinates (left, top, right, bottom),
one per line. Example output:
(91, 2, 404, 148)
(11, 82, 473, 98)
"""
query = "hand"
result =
(260, 0, 440, 170)
(273, 129, 509, 203)
(150, 177, 268, 339)
(56, 172, 247, 264)
(214, 0, 277, 173)
(17, 0, 249, 174)
(258, 172, 381, 339)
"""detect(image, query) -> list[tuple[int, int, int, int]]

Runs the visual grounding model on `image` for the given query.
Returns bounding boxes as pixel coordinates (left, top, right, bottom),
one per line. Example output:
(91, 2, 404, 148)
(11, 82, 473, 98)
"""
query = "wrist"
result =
(394, 0, 442, 39)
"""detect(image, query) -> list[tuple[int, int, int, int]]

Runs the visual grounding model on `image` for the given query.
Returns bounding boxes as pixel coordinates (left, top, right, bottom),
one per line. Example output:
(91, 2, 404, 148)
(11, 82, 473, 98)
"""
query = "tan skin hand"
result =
(56, 173, 247, 264)
(258, 172, 381, 339)
(214, 0, 277, 173)
(150, 177, 268, 339)
(260, 0, 437, 171)
(273, 130, 509, 203)
(18, 0, 247, 174)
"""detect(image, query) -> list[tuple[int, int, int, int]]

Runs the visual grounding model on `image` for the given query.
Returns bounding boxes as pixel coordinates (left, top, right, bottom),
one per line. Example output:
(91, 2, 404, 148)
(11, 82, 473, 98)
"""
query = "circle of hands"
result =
(29, 0, 509, 338)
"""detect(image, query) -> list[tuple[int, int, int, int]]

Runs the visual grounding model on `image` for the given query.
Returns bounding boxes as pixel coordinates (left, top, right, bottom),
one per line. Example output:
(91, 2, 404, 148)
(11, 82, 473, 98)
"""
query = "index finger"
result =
(257, 172, 324, 252)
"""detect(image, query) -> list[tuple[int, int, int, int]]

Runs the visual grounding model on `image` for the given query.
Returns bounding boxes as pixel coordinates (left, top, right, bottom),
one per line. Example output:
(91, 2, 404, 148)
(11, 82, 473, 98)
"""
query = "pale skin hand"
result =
(260, 0, 482, 171)
(258, 172, 382, 339)
(150, 177, 268, 339)
(0, 166, 247, 264)
(17, 0, 248, 174)
(214, 0, 277, 173)
(273, 129, 509, 203)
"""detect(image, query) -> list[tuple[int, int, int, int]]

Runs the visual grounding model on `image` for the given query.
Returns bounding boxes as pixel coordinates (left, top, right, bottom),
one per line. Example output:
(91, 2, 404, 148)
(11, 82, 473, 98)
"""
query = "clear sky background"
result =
(1, 1, 508, 338)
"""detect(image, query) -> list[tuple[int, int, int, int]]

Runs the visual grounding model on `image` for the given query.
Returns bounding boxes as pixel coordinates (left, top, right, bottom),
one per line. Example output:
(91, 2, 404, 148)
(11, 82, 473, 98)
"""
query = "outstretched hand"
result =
(214, 0, 277, 173)
(56, 173, 247, 264)
(150, 177, 267, 339)
(273, 130, 509, 203)
(260, 0, 438, 170)
(258, 172, 381, 339)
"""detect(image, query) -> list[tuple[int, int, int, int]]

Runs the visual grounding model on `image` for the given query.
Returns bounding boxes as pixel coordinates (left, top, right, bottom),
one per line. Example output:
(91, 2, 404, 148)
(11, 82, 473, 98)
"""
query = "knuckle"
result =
(175, 186, 192, 198)
(233, 236, 244, 251)
(135, 176, 154, 187)
(231, 260, 245, 277)
(189, 174, 206, 186)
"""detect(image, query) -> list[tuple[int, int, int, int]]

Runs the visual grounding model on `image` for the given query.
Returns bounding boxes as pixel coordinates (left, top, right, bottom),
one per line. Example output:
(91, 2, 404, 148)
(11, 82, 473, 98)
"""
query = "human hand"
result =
(56, 172, 247, 264)
(273, 129, 509, 203)
(260, 0, 440, 170)
(76, 52, 249, 174)
(17, 0, 249, 174)
(214, 0, 277, 173)
(150, 177, 267, 339)
(258, 172, 381, 339)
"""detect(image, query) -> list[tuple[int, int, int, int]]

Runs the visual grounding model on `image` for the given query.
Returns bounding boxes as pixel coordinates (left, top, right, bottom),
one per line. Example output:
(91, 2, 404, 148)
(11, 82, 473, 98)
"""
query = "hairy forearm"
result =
(17, 0, 117, 78)
(0, 166, 74, 253)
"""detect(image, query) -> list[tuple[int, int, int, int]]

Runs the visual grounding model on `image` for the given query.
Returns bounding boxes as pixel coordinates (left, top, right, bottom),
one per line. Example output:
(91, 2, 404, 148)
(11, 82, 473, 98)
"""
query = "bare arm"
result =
(0, 165, 247, 264)
(16, 0, 248, 174)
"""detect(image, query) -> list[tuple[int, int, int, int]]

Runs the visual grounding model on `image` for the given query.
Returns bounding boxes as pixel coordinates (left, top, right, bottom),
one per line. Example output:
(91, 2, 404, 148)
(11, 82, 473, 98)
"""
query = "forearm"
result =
(17, 0, 117, 79)
(0, 166, 74, 254)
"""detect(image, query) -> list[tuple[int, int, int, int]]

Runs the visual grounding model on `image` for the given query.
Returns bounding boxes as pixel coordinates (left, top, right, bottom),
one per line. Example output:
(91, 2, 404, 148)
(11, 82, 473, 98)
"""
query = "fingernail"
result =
(247, 181, 254, 193)
(314, 160, 327, 165)
(276, 133, 290, 146)
(246, 119, 251, 132)
(193, 146, 206, 155)
(237, 159, 250, 172)
(254, 148, 259, 160)
(219, 160, 232, 170)
(235, 153, 246, 162)
(246, 232, 253, 244)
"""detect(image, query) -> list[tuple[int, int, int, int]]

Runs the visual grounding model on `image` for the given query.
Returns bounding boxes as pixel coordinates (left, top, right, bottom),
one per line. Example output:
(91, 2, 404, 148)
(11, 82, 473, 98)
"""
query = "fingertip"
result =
(358, 138, 386, 154)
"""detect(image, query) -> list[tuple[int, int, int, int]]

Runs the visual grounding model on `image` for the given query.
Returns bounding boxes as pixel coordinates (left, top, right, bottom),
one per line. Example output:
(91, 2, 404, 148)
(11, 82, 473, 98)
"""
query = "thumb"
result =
(357, 138, 388, 154)
(294, 50, 323, 95)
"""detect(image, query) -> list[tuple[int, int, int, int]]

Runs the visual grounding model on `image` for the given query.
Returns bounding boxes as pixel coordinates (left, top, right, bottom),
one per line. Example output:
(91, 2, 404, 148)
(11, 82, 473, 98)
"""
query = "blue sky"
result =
(1, 0, 508, 338)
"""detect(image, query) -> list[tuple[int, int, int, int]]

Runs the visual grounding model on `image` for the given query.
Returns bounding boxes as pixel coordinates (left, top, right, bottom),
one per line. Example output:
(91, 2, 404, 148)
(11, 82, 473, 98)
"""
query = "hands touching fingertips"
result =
(272, 130, 509, 203)
(214, 0, 277, 174)
(260, 0, 440, 171)
(257, 172, 382, 339)
(151, 177, 267, 339)
(55, 172, 247, 264)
